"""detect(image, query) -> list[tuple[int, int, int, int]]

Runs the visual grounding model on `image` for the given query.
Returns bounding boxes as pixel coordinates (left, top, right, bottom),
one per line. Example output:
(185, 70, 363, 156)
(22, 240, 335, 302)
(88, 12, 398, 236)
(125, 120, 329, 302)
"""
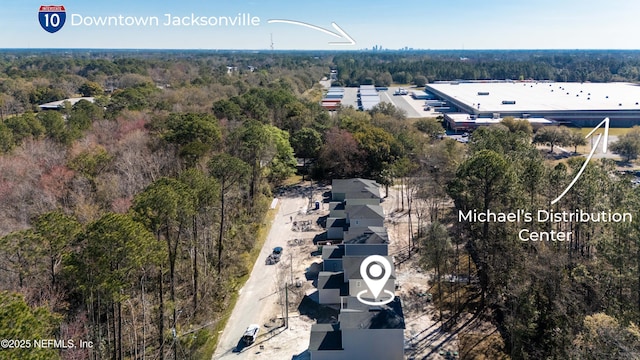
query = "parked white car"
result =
(241, 324, 260, 345)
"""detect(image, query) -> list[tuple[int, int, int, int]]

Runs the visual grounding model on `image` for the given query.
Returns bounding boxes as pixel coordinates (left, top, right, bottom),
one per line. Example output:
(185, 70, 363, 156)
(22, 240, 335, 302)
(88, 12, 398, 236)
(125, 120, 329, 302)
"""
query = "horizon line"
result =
(2, 48, 640, 52)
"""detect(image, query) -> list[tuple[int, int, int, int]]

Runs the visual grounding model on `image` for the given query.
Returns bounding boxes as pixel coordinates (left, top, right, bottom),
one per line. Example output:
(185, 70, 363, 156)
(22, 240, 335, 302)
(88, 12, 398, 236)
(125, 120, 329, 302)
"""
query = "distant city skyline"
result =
(3, 0, 640, 50)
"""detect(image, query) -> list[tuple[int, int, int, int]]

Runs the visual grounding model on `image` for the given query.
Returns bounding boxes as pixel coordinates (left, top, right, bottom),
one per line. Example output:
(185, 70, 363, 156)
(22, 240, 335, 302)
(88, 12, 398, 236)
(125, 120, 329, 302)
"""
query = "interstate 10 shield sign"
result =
(38, 5, 66, 33)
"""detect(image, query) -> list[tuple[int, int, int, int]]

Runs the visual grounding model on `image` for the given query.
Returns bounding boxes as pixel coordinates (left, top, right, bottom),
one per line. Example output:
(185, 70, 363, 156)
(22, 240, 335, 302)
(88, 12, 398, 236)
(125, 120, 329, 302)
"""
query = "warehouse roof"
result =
(446, 113, 554, 126)
(427, 82, 640, 112)
(39, 97, 95, 110)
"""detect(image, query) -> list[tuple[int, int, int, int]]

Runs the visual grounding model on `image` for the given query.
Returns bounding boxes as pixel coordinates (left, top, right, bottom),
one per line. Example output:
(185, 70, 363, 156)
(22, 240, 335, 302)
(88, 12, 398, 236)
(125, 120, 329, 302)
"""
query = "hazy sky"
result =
(3, 0, 640, 50)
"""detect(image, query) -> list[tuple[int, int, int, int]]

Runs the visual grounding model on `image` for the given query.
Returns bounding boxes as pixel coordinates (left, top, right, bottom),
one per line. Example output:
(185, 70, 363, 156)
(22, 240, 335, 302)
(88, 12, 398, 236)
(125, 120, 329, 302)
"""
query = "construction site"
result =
(213, 179, 501, 360)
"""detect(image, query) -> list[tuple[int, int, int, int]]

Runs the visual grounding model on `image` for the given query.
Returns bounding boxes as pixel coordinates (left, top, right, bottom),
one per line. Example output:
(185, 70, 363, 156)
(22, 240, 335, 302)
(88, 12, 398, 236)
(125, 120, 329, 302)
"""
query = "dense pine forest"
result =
(332, 49, 640, 86)
(1, 50, 640, 359)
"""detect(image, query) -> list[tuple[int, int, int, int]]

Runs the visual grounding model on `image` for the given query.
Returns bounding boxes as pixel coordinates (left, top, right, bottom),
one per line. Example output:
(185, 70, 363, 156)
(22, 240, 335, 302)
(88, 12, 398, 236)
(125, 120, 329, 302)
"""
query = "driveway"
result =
(212, 192, 310, 359)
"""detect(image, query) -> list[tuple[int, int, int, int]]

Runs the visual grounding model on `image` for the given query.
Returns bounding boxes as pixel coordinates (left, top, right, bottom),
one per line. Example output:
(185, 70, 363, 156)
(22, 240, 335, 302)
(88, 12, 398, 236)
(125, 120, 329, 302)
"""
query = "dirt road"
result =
(212, 192, 310, 360)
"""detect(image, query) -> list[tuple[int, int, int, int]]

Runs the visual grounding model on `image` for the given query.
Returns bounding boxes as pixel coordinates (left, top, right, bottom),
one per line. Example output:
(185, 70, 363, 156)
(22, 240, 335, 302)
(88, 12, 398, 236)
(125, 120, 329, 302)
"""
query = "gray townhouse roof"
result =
(322, 245, 345, 260)
(344, 229, 389, 245)
(309, 323, 343, 351)
(326, 217, 348, 230)
(339, 297, 405, 330)
(318, 272, 349, 296)
(344, 226, 388, 241)
(346, 204, 384, 221)
(329, 202, 345, 211)
(332, 178, 382, 200)
(342, 256, 396, 281)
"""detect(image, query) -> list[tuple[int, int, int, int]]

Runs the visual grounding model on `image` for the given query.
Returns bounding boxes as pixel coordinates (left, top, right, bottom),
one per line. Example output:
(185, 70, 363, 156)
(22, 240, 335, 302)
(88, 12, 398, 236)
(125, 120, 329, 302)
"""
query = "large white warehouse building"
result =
(425, 81, 640, 130)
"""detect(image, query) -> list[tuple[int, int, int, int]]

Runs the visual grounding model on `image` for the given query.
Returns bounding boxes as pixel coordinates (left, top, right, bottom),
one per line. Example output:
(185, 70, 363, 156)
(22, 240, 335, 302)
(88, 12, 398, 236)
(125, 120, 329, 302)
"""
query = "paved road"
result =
(319, 79, 331, 89)
(212, 194, 309, 360)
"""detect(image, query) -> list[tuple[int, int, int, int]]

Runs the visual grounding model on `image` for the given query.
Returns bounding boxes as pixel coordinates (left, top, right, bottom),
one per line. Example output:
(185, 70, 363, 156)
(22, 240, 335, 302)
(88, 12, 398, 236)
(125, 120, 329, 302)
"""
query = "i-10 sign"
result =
(39, 5, 66, 33)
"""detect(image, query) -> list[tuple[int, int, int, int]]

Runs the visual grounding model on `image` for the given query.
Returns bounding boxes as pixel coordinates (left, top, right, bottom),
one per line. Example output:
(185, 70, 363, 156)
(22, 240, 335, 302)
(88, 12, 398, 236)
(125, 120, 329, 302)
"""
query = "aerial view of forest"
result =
(2, 49, 640, 359)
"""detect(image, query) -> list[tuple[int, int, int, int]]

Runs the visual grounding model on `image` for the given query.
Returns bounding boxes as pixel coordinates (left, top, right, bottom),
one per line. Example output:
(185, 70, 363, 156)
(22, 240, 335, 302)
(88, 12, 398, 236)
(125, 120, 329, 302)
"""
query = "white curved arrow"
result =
(267, 19, 356, 45)
(551, 117, 609, 205)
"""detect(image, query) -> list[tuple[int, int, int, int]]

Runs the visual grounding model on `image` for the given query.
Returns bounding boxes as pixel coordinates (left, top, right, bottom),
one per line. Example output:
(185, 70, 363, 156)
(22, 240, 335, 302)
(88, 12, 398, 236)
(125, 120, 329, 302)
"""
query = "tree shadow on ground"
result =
(615, 160, 638, 169)
(305, 262, 321, 282)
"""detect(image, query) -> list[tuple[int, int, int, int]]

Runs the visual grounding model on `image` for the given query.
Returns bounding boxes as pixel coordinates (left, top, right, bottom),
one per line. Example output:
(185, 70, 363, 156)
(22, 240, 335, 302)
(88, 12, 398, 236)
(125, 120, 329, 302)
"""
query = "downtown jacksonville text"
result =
(70, 13, 260, 27)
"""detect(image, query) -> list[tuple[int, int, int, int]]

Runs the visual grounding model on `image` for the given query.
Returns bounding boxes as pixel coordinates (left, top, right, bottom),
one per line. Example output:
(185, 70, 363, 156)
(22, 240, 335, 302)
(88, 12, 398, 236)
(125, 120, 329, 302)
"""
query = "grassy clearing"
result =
(281, 175, 303, 187)
(578, 127, 632, 137)
(200, 204, 278, 359)
(564, 128, 627, 154)
(302, 84, 325, 103)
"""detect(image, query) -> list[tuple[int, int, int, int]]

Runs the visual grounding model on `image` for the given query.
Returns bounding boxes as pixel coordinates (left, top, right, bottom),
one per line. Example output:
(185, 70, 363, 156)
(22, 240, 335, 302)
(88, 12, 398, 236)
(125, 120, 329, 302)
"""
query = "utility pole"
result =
(285, 284, 289, 329)
(308, 179, 313, 210)
(290, 253, 293, 285)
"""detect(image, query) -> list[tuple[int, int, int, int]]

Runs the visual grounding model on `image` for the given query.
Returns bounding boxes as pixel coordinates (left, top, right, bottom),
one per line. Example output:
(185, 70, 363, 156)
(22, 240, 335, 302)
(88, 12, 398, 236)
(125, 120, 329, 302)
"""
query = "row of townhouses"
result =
(309, 178, 405, 360)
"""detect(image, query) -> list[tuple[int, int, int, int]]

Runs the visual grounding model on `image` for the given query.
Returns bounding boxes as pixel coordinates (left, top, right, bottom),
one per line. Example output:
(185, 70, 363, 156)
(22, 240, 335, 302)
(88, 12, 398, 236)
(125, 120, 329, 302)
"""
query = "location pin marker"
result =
(360, 255, 392, 300)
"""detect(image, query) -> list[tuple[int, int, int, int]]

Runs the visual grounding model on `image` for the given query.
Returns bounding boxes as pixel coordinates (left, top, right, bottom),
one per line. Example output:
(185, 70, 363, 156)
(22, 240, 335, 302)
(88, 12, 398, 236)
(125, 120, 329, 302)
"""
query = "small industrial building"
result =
(425, 81, 640, 129)
(358, 85, 380, 111)
(410, 90, 430, 100)
(322, 87, 345, 111)
(38, 97, 95, 110)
